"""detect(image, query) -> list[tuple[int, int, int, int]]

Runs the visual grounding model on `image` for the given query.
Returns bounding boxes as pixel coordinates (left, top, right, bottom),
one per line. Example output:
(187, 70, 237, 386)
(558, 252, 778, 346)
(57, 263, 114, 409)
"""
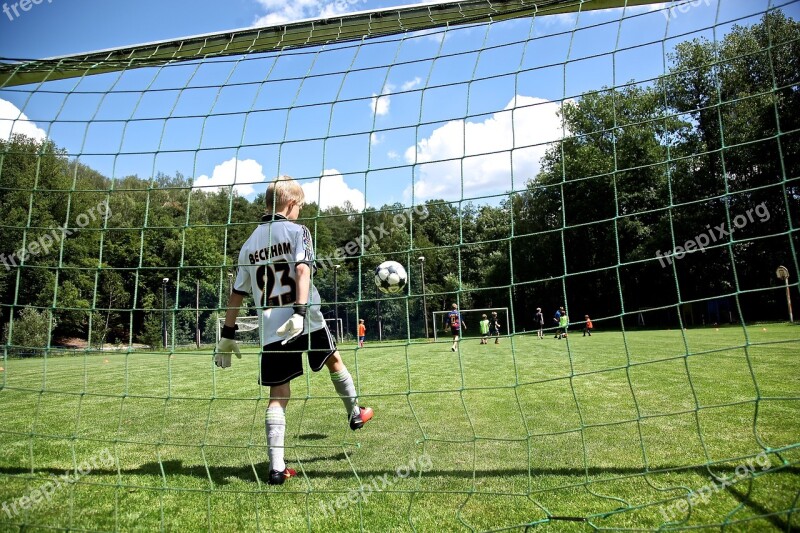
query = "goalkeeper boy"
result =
(215, 175, 373, 485)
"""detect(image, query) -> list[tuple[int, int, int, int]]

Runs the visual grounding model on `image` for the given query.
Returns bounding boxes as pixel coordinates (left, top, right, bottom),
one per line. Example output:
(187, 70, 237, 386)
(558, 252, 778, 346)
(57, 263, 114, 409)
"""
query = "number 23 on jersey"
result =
(255, 259, 297, 307)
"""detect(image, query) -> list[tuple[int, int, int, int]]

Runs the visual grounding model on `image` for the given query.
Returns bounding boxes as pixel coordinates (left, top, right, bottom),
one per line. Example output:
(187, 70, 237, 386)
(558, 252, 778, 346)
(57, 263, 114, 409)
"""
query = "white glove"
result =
(215, 326, 241, 368)
(276, 309, 305, 345)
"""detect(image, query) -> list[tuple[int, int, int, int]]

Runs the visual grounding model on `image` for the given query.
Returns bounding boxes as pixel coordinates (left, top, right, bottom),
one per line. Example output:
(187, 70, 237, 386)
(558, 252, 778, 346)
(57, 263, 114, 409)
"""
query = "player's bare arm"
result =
(294, 262, 311, 306)
(223, 292, 245, 328)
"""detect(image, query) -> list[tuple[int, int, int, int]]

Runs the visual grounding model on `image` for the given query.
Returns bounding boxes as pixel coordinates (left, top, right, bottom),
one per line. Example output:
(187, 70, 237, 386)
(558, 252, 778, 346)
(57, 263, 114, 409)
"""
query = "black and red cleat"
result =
(349, 407, 374, 430)
(268, 467, 297, 485)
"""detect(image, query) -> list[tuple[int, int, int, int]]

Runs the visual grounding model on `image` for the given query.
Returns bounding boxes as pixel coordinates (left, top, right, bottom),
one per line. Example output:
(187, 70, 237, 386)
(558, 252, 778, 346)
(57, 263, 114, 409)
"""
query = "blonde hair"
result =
(265, 175, 304, 213)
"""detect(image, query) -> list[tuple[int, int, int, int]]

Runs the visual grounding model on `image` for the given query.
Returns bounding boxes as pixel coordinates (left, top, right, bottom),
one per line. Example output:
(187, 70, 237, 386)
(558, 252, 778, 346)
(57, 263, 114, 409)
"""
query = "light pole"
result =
(376, 283, 382, 342)
(195, 276, 201, 349)
(162, 277, 169, 349)
(777, 266, 794, 323)
(419, 256, 429, 339)
(333, 264, 341, 342)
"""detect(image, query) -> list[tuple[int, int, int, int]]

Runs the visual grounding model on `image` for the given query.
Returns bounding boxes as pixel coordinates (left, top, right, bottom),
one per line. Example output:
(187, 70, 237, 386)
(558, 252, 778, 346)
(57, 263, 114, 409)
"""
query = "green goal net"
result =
(1, 0, 799, 530)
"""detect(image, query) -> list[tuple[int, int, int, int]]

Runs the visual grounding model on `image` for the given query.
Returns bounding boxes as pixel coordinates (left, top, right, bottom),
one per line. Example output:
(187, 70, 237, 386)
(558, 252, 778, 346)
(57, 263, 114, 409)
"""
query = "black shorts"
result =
(450, 326, 461, 336)
(490, 327, 499, 335)
(259, 326, 336, 386)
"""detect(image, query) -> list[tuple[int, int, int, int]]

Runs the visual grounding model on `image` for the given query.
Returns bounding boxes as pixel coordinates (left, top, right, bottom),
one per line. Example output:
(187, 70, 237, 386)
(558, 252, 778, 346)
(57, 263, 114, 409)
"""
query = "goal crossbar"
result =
(0, 0, 667, 88)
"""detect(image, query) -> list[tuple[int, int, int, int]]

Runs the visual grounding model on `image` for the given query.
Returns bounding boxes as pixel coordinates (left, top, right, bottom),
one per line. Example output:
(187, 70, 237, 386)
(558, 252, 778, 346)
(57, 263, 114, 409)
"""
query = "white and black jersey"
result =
(233, 214, 326, 346)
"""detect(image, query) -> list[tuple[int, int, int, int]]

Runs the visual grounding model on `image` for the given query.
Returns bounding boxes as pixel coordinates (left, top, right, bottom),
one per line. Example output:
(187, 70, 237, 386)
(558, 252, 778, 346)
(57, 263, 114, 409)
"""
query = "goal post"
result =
(216, 316, 260, 345)
(325, 318, 344, 343)
(432, 307, 510, 341)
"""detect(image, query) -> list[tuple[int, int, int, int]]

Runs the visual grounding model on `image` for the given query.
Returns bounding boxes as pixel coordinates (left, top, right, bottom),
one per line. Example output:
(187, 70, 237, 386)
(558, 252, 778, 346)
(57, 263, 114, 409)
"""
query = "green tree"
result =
(3, 307, 56, 356)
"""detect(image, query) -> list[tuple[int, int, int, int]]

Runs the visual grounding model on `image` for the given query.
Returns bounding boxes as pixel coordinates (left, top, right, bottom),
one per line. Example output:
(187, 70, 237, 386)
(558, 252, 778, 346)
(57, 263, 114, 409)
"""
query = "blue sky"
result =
(0, 0, 793, 209)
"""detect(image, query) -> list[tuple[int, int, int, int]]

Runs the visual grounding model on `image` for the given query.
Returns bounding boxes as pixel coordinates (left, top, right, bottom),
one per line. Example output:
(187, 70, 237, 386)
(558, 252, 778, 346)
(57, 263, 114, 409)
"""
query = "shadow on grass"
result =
(0, 451, 351, 487)
(2, 461, 798, 484)
(724, 482, 798, 532)
(0, 461, 798, 528)
(297, 433, 328, 441)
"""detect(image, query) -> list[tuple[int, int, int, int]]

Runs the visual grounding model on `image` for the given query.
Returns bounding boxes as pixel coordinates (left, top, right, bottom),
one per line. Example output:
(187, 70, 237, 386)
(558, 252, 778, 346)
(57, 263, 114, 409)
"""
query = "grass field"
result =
(0, 324, 799, 532)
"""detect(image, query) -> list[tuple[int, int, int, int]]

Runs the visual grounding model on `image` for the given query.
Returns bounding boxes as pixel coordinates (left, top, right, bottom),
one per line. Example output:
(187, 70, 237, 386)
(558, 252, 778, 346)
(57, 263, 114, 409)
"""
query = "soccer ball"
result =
(374, 261, 407, 294)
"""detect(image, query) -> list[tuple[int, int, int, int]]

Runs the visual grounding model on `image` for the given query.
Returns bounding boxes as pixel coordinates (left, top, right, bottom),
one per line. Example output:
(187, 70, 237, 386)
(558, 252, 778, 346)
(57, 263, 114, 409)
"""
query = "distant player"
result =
(447, 303, 466, 352)
(583, 315, 593, 337)
(558, 309, 569, 340)
(215, 175, 373, 486)
(489, 311, 501, 344)
(553, 307, 562, 339)
(479, 314, 489, 344)
(357, 319, 366, 347)
(535, 307, 544, 339)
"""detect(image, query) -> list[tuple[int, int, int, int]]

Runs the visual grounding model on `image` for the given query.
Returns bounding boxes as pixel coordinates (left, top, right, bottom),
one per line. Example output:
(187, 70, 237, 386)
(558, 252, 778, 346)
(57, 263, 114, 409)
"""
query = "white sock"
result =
(330, 368, 360, 419)
(266, 406, 286, 472)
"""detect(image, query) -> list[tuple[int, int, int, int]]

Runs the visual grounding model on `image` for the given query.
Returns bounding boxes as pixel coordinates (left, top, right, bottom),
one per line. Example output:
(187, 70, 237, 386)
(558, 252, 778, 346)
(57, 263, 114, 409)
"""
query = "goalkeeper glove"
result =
(276, 305, 306, 345)
(215, 325, 241, 368)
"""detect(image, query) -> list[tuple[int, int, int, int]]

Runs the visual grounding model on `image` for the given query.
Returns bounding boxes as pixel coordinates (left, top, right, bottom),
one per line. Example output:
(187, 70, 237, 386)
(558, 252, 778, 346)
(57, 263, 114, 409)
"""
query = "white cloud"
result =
(370, 94, 390, 115)
(403, 95, 566, 201)
(387, 150, 399, 160)
(401, 77, 422, 91)
(193, 157, 266, 197)
(252, 0, 367, 26)
(370, 83, 394, 116)
(0, 99, 47, 142)
(370, 132, 382, 145)
(302, 169, 366, 210)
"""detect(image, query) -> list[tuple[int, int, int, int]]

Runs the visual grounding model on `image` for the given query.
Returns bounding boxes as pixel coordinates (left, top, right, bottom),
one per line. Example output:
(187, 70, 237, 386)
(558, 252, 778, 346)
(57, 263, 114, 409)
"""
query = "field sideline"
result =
(0, 325, 798, 531)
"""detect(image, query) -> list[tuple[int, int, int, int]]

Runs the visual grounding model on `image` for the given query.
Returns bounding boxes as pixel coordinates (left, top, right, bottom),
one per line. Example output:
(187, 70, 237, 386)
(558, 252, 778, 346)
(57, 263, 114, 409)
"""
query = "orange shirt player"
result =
(358, 319, 366, 348)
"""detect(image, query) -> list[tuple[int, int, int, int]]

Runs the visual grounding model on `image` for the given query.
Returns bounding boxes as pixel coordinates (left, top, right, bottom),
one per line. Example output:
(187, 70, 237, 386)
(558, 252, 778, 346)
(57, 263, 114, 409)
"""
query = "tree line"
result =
(1, 11, 797, 351)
